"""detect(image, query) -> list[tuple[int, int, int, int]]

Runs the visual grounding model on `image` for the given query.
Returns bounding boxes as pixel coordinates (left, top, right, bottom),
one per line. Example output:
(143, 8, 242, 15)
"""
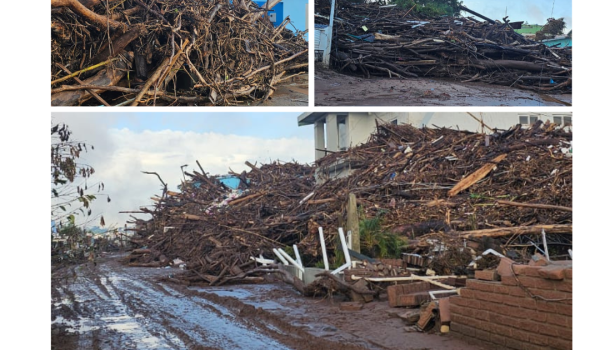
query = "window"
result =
(391, 119, 398, 125)
(519, 115, 538, 125)
(553, 115, 572, 126)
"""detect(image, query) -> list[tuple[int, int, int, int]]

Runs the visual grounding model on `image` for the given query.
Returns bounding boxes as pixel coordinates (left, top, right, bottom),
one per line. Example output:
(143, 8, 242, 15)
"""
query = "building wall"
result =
(450, 262, 572, 350)
(308, 112, 571, 161)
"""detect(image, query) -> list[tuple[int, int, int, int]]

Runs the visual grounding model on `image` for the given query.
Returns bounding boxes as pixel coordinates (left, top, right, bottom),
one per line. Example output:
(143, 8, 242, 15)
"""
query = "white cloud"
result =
(51, 117, 314, 228)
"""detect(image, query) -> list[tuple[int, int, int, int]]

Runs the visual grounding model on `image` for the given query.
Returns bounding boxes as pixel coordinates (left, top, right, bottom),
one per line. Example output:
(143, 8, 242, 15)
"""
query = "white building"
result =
(298, 112, 572, 162)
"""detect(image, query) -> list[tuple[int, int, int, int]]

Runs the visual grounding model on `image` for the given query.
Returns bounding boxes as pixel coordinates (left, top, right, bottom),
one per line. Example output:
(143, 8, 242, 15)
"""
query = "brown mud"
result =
(315, 65, 571, 107)
(51, 254, 484, 350)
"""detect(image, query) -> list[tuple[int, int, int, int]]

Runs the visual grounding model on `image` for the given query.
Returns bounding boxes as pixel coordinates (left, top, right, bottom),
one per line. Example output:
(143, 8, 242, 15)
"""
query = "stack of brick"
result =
(449, 258, 572, 350)
(387, 281, 433, 307)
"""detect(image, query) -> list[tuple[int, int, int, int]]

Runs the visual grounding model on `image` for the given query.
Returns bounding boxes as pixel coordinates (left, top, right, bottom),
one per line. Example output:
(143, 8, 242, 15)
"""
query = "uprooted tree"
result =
(51, 122, 108, 226)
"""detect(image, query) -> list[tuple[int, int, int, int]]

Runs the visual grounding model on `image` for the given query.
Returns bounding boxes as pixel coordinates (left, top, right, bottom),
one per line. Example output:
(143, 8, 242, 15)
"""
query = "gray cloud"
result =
(51, 115, 314, 228)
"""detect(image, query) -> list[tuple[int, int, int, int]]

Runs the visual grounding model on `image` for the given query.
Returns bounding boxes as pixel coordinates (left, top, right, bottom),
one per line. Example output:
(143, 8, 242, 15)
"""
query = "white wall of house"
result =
(300, 112, 572, 161)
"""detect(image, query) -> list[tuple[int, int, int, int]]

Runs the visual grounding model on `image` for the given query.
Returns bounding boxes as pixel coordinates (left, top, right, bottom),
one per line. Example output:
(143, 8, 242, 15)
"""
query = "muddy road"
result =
(51, 254, 484, 350)
(315, 65, 571, 107)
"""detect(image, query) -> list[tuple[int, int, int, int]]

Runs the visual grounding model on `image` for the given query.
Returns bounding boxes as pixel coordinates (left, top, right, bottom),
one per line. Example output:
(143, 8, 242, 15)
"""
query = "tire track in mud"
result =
(52, 257, 296, 350)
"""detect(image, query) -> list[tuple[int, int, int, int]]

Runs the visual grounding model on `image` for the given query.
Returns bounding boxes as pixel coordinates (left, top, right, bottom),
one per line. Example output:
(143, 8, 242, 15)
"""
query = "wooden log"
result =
(51, 0, 127, 31)
(51, 54, 131, 106)
(228, 192, 264, 206)
(447, 154, 507, 197)
(347, 193, 360, 252)
(458, 224, 572, 238)
(306, 198, 336, 205)
(496, 200, 572, 212)
(473, 59, 565, 73)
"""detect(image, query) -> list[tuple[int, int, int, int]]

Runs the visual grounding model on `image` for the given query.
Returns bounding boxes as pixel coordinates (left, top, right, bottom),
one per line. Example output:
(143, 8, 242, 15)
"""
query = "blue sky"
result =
(462, 0, 572, 31)
(105, 112, 313, 139)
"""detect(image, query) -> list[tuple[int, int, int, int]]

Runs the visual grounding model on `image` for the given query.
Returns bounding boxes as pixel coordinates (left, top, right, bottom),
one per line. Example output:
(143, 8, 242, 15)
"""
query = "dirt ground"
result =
(51, 254, 486, 350)
(315, 65, 571, 107)
(254, 75, 308, 106)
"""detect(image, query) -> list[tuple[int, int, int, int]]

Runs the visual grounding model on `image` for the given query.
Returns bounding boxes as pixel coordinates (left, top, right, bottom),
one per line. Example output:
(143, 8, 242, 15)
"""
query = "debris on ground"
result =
(51, 0, 307, 106)
(315, 0, 571, 93)
(122, 120, 571, 301)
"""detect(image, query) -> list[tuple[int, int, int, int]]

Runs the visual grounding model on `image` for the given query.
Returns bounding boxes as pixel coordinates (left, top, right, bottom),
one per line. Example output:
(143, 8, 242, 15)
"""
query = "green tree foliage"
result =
(359, 215, 406, 259)
(535, 18, 567, 41)
(393, 0, 463, 17)
(51, 123, 108, 226)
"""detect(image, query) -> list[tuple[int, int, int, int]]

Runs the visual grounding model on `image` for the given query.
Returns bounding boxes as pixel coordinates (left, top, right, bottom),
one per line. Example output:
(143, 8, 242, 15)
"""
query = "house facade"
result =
(298, 112, 572, 161)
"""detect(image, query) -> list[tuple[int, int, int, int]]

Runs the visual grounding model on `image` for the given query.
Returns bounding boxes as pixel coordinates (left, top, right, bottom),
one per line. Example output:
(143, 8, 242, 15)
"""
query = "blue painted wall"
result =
(254, 1, 308, 33)
(543, 37, 572, 48)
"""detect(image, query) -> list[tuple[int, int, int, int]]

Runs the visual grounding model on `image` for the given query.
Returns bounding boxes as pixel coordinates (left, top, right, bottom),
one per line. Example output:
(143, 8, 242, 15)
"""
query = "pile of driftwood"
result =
(51, 0, 307, 106)
(317, 0, 571, 93)
(124, 121, 572, 287)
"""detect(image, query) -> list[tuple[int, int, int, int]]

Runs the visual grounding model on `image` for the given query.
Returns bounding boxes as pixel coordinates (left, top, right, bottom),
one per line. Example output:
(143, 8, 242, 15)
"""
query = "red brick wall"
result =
(449, 263, 572, 350)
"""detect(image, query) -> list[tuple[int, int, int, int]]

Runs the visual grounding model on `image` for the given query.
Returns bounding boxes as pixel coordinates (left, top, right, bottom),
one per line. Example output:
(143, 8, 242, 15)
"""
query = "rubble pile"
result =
(316, 0, 571, 93)
(125, 121, 572, 286)
(314, 121, 572, 237)
(51, 0, 307, 106)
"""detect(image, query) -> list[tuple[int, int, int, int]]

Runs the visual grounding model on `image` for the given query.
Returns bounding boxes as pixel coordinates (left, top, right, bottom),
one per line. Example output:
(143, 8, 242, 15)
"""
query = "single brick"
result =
(505, 337, 528, 350)
(500, 294, 524, 307)
(472, 289, 504, 303)
(474, 329, 491, 342)
(512, 318, 540, 333)
(507, 285, 528, 297)
(554, 302, 573, 316)
(528, 288, 571, 302)
(489, 333, 507, 346)
(513, 264, 542, 277)
(449, 295, 480, 309)
(458, 287, 475, 299)
(451, 322, 476, 336)
(417, 301, 438, 330)
(475, 269, 500, 281)
(397, 291, 431, 307)
(473, 309, 490, 322)
(554, 280, 572, 293)
(522, 308, 547, 322)
(501, 275, 519, 286)
(564, 268, 572, 279)
(534, 277, 561, 291)
(510, 328, 530, 343)
(496, 257, 516, 277)
(536, 300, 557, 313)
(493, 284, 510, 294)
(550, 338, 572, 350)
(438, 297, 451, 323)
(546, 313, 571, 328)
(489, 313, 514, 327)
(515, 275, 538, 289)
(489, 321, 513, 336)
(467, 279, 498, 292)
(539, 265, 566, 280)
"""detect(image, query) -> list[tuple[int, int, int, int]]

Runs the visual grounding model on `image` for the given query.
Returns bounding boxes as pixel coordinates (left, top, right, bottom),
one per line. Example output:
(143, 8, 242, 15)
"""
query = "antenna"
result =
(551, 0, 555, 18)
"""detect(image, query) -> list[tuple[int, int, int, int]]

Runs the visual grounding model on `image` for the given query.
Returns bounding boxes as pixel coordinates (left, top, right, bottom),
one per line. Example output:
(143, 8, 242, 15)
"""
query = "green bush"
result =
(359, 215, 406, 259)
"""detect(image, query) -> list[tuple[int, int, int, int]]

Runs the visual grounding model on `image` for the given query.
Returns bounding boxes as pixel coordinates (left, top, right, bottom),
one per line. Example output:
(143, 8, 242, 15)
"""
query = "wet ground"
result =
(315, 65, 571, 107)
(256, 75, 308, 106)
(51, 254, 485, 350)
